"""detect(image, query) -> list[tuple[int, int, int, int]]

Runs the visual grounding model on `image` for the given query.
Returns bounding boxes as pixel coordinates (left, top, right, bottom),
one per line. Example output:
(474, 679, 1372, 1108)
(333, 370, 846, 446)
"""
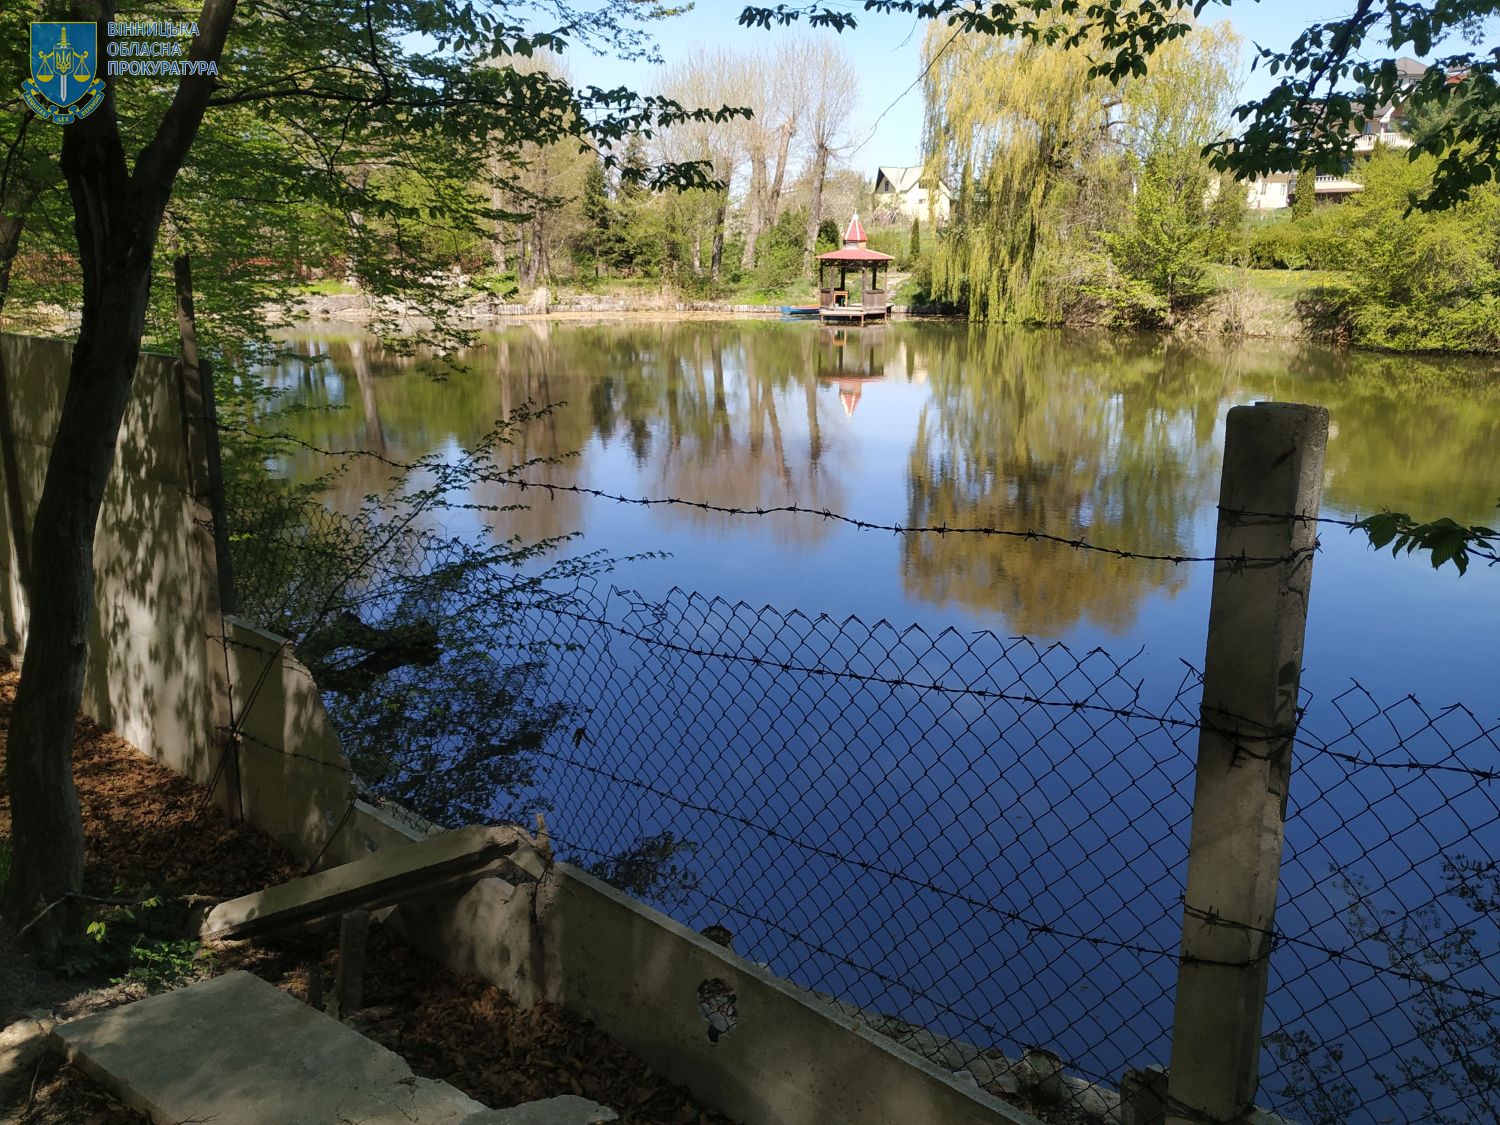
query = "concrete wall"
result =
(544, 865, 1042, 1125)
(0, 333, 214, 782)
(395, 865, 1046, 1125)
(0, 332, 370, 869)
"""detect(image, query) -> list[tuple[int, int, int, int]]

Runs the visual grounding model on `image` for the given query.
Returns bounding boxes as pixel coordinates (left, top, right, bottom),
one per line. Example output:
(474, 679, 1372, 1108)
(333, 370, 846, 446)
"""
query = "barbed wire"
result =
(505, 480, 1322, 569)
(218, 422, 1500, 1123)
(216, 422, 1321, 568)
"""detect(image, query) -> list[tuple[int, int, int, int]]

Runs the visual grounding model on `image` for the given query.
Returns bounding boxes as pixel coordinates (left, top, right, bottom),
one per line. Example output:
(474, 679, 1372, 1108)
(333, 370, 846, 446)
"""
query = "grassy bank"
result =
(1176, 266, 1351, 342)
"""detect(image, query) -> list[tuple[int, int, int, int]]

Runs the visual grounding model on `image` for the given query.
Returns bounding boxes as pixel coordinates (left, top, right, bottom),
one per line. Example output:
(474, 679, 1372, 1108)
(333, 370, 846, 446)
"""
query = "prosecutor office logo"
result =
(22, 22, 105, 125)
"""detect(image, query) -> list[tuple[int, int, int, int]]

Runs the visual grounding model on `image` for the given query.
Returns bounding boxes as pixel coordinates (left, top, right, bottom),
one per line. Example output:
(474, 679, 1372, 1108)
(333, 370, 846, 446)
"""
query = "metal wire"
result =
(222, 426, 1500, 1124)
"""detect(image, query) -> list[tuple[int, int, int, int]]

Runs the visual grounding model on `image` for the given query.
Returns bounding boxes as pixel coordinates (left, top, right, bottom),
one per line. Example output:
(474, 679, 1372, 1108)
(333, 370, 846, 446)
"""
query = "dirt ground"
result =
(0, 667, 734, 1125)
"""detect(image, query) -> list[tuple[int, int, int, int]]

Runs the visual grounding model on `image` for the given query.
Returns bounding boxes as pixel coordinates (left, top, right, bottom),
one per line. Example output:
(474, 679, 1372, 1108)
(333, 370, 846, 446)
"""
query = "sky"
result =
(570, 1, 1474, 174)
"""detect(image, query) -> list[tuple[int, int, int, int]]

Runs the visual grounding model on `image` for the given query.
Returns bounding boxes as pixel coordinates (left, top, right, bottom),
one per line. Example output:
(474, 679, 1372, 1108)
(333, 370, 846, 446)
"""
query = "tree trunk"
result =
(530, 215, 549, 286)
(740, 149, 767, 270)
(710, 191, 727, 283)
(767, 120, 794, 219)
(802, 142, 830, 274)
(7, 282, 149, 942)
(4, 0, 237, 945)
(489, 185, 507, 273)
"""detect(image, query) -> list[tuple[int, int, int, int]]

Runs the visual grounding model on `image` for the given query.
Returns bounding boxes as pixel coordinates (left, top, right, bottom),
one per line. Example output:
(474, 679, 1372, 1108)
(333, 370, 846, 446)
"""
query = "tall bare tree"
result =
(799, 39, 859, 272)
(658, 51, 747, 283)
(739, 42, 807, 269)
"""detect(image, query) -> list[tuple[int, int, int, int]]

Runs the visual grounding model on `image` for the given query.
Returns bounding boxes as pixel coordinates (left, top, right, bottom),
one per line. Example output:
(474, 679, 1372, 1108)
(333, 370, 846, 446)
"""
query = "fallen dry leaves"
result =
(0, 665, 738, 1125)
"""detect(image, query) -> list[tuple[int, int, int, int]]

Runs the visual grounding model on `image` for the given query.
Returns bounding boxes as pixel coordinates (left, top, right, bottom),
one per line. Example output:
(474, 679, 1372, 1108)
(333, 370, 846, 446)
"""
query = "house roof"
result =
(875, 166, 952, 197)
(1394, 56, 1427, 83)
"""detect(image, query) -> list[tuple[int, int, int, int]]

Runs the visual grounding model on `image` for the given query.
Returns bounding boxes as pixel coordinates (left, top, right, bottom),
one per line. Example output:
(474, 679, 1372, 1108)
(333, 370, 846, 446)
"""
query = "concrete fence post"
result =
(174, 253, 241, 821)
(1166, 402, 1328, 1124)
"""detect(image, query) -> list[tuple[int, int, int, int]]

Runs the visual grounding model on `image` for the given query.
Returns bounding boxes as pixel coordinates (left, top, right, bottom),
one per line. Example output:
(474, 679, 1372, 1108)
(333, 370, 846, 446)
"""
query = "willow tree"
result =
(920, 18, 1241, 323)
(1100, 22, 1244, 324)
(921, 19, 1116, 321)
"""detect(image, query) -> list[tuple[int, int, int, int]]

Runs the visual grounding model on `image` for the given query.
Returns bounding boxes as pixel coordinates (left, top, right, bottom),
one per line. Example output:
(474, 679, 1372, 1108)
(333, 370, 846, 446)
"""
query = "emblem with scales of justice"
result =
(34, 25, 92, 105)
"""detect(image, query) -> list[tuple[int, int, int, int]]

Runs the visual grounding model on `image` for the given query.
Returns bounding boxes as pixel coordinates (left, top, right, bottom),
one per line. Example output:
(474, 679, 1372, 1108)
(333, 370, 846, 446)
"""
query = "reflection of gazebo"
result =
(817, 215, 893, 324)
(815, 325, 886, 417)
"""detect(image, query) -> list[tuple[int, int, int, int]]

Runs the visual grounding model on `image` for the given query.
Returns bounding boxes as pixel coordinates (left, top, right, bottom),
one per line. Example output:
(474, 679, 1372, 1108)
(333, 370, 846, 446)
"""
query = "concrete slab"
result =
(202, 825, 545, 940)
(464, 1095, 618, 1123)
(53, 971, 491, 1124)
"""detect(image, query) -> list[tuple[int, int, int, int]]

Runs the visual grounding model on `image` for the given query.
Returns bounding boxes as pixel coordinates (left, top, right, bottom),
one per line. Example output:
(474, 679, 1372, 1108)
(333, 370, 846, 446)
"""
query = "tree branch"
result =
(132, 0, 239, 206)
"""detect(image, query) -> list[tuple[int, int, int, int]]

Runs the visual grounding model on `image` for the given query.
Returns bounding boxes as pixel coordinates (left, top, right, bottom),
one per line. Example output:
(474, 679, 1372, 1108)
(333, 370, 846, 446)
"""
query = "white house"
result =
(1246, 171, 1365, 210)
(873, 166, 952, 224)
(1244, 57, 1426, 211)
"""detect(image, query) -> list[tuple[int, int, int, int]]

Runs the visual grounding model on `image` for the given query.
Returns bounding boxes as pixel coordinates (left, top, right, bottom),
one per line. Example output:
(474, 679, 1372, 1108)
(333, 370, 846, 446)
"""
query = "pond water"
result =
(261, 320, 1500, 1121)
(265, 319, 1500, 703)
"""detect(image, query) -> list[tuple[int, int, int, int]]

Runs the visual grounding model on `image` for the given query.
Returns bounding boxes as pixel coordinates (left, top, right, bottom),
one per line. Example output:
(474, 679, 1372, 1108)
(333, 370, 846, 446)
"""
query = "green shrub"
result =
(1247, 221, 1312, 270)
(1246, 208, 1349, 272)
(748, 209, 810, 295)
(866, 224, 911, 268)
(1336, 151, 1500, 352)
(57, 895, 209, 991)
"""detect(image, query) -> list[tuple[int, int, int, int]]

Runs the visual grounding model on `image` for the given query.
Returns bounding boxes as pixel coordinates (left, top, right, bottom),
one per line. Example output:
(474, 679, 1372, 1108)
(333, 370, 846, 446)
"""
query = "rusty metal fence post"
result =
(1166, 402, 1328, 1124)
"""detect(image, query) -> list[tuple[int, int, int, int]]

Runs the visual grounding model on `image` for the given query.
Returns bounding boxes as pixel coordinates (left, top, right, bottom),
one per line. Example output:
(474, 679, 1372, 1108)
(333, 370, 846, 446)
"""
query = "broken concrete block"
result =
(1064, 1075, 1123, 1123)
(965, 1054, 1021, 1097)
(203, 825, 545, 940)
(1018, 1046, 1066, 1107)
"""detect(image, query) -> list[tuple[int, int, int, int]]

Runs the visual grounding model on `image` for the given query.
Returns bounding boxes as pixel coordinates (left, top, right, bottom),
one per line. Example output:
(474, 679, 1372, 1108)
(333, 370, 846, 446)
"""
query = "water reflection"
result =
(903, 332, 1220, 633)
(817, 325, 888, 417)
(262, 319, 1500, 646)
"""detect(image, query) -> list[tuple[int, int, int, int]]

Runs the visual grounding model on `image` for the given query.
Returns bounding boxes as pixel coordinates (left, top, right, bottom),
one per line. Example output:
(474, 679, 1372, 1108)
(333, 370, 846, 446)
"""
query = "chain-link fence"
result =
(463, 580, 1495, 1125)
(221, 422, 1499, 1125)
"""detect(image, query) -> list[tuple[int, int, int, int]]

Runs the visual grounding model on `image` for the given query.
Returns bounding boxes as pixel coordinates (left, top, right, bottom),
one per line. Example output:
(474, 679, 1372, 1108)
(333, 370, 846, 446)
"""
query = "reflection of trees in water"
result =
(482, 322, 855, 546)
(901, 328, 1222, 635)
(1267, 347, 1500, 523)
(266, 322, 1500, 622)
(281, 323, 863, 545)
(348, 338, 386, 454)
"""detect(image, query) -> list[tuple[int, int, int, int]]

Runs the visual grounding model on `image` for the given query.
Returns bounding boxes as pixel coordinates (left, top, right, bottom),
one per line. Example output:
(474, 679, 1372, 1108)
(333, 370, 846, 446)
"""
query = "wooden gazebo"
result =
(817, 214, 893, 323)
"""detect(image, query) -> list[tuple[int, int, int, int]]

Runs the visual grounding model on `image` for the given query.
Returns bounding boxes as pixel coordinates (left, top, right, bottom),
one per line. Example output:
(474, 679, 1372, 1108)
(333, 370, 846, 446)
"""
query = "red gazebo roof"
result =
(818, 246, 894, 263)
(819, 212, 892, 263)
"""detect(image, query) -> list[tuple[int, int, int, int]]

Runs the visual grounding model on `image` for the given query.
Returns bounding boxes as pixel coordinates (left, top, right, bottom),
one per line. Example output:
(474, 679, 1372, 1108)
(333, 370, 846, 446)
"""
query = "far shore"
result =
(285, 289, 946, 329)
